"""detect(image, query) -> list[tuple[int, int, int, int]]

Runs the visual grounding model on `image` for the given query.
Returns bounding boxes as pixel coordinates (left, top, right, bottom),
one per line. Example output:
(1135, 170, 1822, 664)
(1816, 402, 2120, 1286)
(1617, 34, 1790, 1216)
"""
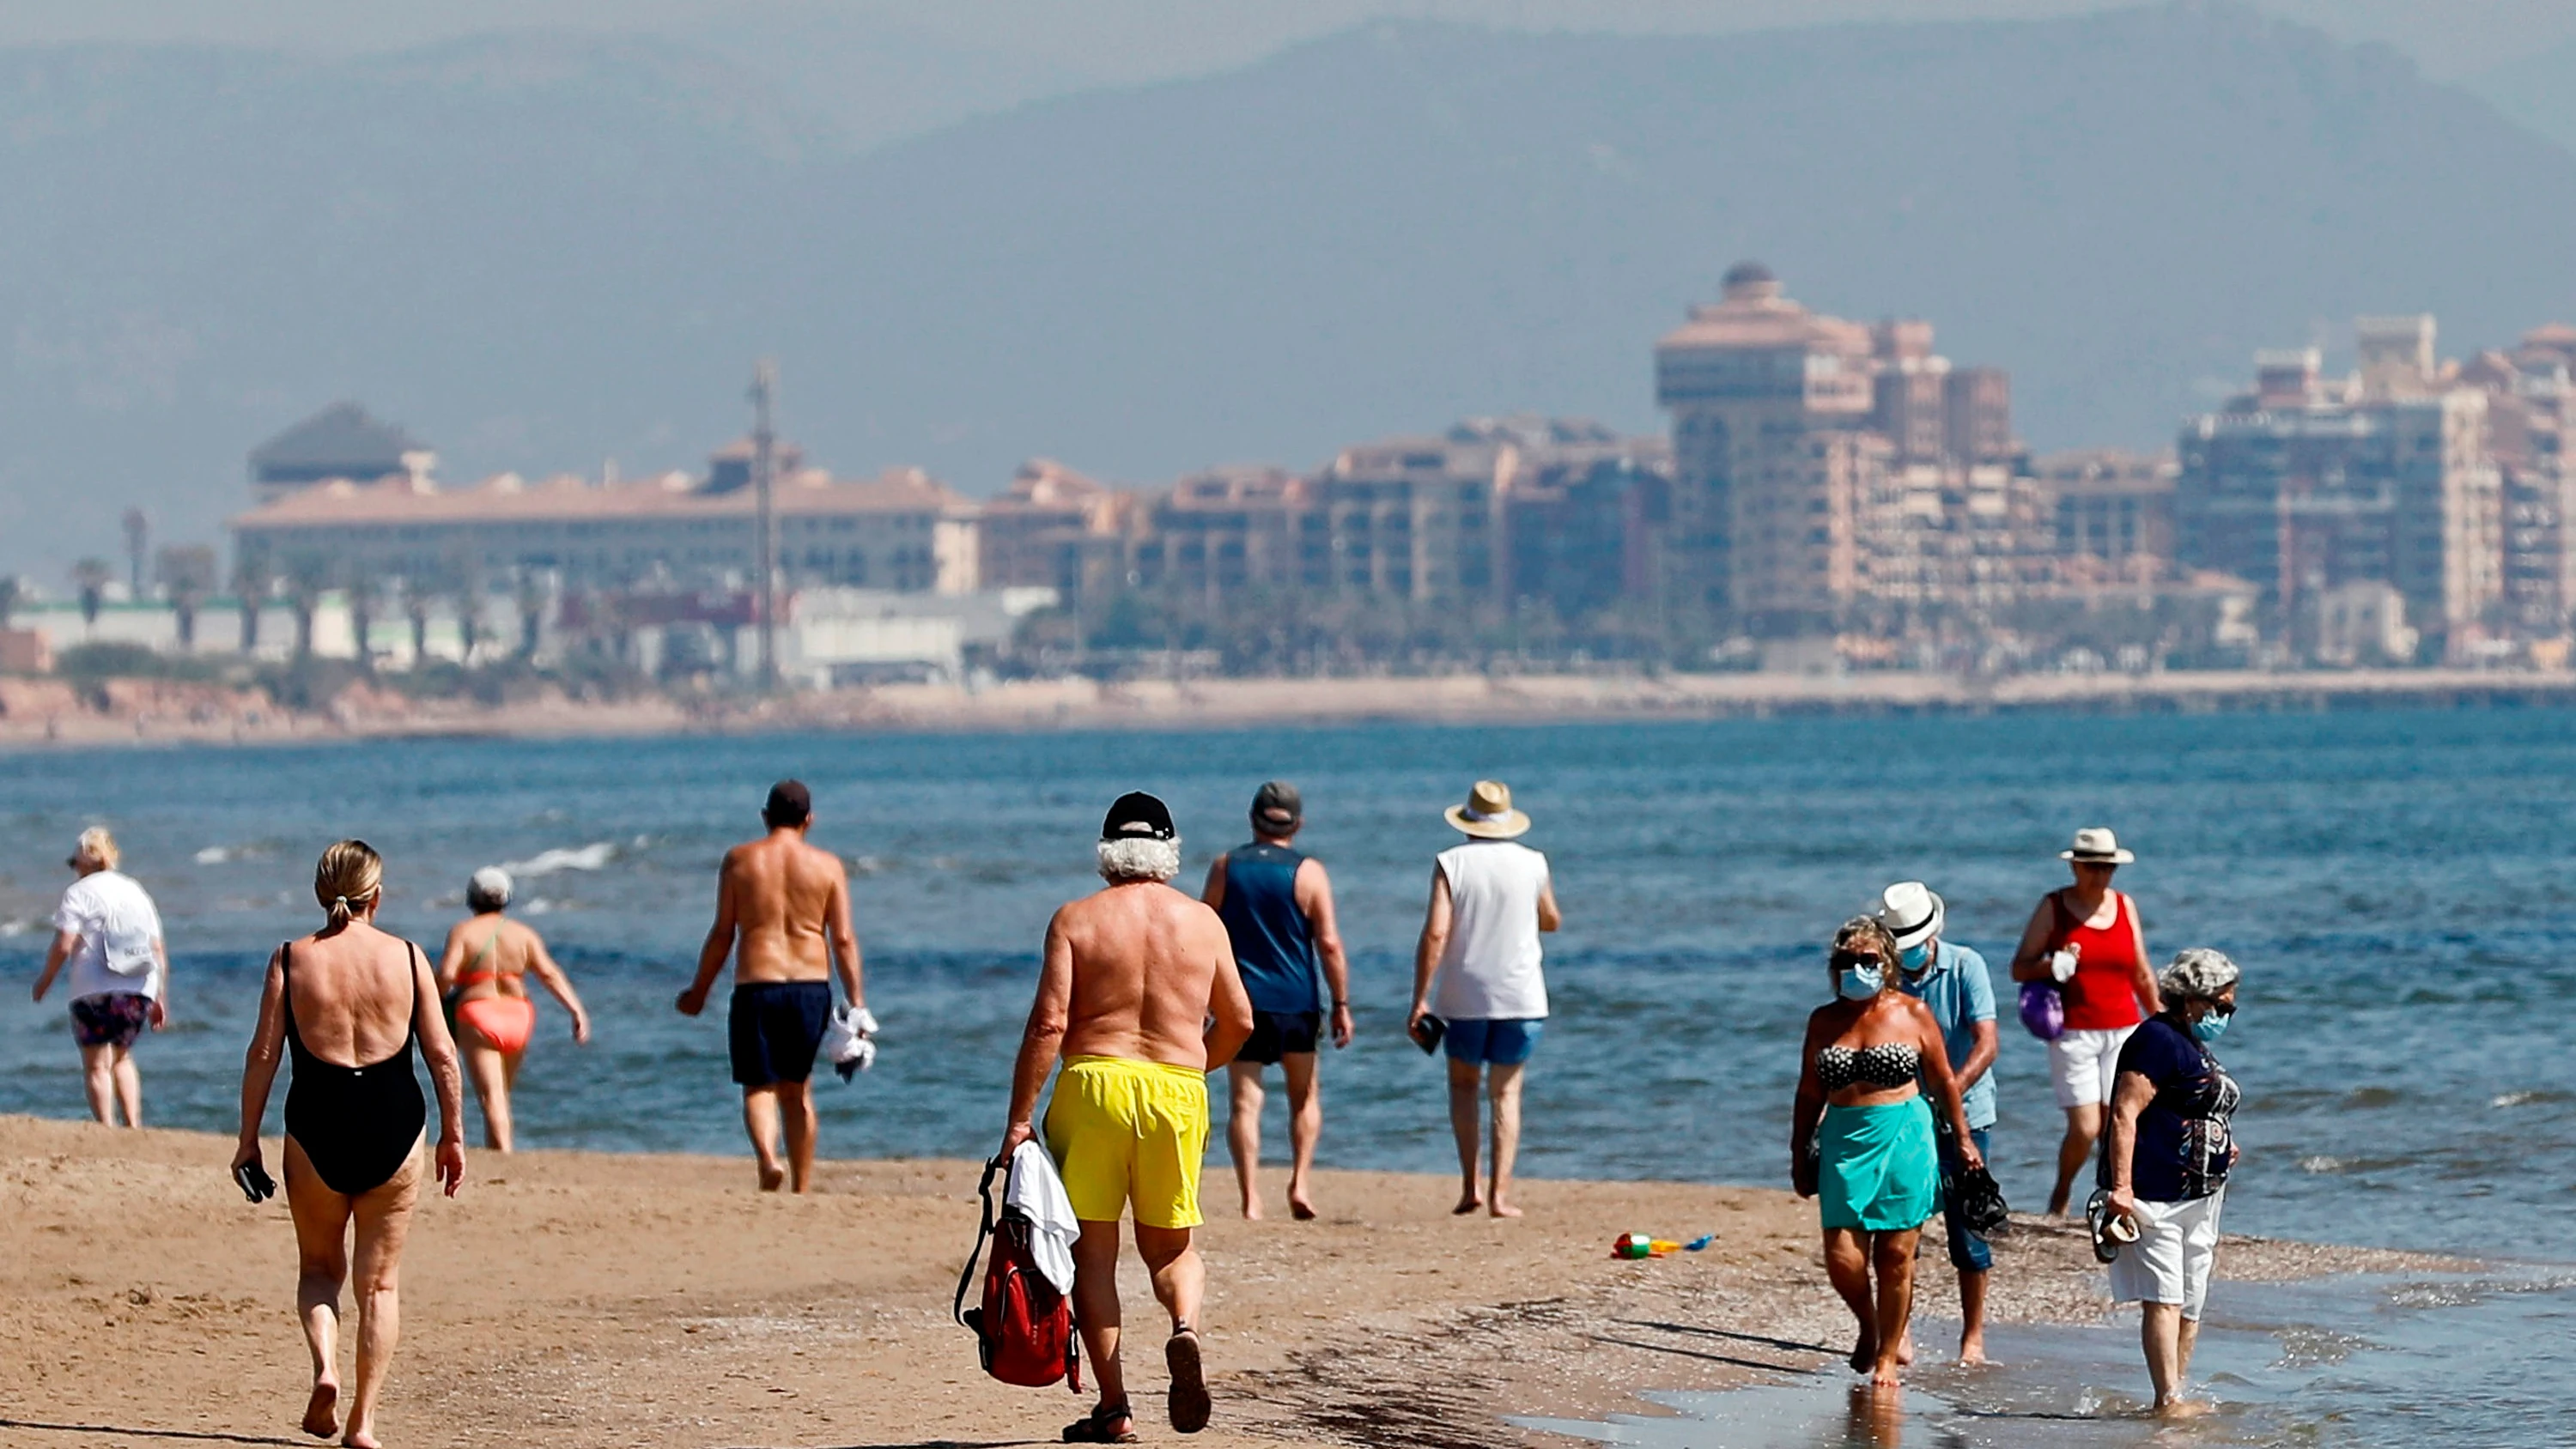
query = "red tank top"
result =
(2052, 890, 2146, 1030)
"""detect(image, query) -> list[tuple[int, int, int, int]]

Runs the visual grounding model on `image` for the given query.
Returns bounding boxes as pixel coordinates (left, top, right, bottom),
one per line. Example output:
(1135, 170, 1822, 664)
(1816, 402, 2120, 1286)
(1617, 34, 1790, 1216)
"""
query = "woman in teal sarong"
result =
(1791, 917, 1984, 1389)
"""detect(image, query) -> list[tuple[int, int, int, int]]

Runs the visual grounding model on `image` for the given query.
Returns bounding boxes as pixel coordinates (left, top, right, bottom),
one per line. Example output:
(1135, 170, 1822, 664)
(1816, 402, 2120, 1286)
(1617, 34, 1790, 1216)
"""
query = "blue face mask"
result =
(2190, 1008, 2233, 1043)
(1899, 943, 1933, 973)
(1837, 964, 1885, 1001)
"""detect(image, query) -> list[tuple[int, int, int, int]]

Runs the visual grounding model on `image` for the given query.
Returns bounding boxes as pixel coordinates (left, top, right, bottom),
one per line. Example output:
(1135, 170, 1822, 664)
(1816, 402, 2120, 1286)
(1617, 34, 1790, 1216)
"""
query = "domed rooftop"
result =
(1721, 259, 1776, 288)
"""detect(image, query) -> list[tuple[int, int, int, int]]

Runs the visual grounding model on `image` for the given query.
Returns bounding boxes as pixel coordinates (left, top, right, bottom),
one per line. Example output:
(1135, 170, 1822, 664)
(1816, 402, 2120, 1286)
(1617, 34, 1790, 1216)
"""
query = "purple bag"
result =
(2018, 980, 2066, 1041)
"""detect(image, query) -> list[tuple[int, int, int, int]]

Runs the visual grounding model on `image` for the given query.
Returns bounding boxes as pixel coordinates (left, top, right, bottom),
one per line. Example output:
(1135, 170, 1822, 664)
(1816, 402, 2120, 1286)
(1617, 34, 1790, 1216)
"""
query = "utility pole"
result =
(750, 360, 780, 691)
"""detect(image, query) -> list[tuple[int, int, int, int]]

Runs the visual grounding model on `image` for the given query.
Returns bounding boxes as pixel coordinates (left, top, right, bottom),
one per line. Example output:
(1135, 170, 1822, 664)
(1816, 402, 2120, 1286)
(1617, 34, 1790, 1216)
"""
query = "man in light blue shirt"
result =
(1880, 881, 2001, 1366)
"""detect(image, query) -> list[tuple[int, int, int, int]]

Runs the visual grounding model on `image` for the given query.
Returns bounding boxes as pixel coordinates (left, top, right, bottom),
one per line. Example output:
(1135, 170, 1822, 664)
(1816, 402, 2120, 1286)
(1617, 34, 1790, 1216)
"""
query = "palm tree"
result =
(0, 574, 21, 632)
(513, 567, 550, 660)
(281, 551, 334, 661)
(447, 554, 487, 664)
(70, 557, 112, 630)
(342, 561, 383, 674)
(154, 545, 218, 652)
(401, 572, 438, 666)
(232, 553, 275, 653)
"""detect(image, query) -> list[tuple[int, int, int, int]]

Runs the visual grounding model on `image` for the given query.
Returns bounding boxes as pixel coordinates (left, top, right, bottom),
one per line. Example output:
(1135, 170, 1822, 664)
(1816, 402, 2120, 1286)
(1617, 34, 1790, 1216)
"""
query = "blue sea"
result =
(3, 709, 2570, 1443)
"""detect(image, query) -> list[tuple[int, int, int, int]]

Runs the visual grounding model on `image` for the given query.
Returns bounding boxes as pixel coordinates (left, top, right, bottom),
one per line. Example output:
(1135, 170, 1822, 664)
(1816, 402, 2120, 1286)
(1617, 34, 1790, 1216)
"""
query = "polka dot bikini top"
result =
(1817, 1042, 1921, 1092)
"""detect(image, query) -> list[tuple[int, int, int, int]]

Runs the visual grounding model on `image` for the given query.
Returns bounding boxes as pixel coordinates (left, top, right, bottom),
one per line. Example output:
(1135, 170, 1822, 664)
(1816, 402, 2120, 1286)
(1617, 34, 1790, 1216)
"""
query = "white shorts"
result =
(2108, 1189, 2224, 1319)
(2048, 1024, 2137, 1109)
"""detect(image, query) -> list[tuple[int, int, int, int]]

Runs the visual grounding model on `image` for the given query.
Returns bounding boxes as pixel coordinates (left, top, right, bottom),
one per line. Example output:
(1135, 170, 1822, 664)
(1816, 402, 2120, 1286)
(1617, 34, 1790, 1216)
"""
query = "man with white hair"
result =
(1880, 881, 2001, 1366)
(33, 827, 168, 1126)
(1000, 791, 1253, 1442)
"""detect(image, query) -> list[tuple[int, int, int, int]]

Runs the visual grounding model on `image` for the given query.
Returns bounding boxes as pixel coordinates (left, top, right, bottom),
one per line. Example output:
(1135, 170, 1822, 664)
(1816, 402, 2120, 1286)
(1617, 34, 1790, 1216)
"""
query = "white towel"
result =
(821, 1005, 880, 1080)
(1005, 1139, 1079, 1297)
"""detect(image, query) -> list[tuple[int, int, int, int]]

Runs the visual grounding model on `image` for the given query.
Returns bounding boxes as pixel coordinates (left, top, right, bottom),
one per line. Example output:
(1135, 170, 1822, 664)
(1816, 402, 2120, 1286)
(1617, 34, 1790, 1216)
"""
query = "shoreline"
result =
(0, 1115, 2463, 1448)
(7, 665, 2576, 752)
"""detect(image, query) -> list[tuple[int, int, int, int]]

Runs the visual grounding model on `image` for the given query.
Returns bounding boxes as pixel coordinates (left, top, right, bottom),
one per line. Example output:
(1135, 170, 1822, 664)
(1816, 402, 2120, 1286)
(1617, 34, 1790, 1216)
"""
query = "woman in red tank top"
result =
(2011, 828, 2162, 1214)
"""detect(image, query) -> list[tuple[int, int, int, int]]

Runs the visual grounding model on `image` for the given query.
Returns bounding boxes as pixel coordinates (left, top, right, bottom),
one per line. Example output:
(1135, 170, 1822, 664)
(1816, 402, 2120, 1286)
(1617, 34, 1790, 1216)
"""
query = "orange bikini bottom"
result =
(455, 996, 536, 1054)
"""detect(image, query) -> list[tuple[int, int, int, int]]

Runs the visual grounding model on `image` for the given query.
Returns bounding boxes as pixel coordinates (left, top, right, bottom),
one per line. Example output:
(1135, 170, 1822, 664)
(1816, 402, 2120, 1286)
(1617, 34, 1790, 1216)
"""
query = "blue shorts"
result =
(1443, 1016, 1542, 1066)
(730, 981, 830, 1087)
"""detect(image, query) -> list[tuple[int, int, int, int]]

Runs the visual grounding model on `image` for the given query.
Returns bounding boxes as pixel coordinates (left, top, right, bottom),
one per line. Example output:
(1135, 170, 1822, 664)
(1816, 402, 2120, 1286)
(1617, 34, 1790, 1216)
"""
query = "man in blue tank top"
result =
(1200, 781, 1352, 1220)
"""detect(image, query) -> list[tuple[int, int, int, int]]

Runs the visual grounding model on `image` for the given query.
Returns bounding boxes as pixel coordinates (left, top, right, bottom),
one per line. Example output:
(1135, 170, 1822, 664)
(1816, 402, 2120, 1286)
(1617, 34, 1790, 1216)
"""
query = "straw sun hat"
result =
(1443, 779, 1531, 839)
(2060, 826, 2136, 865)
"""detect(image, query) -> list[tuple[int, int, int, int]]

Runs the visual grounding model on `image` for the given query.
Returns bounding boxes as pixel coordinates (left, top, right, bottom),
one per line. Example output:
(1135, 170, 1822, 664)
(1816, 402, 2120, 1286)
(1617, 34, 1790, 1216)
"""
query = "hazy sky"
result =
(3, 0, 2572, 81)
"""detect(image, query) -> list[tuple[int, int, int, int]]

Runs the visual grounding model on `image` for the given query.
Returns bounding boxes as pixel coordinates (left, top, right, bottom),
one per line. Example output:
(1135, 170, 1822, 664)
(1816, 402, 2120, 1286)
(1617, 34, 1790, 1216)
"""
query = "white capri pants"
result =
(2109, 1188, 2225, 1320)
(2048, 1025, 2137, 1109)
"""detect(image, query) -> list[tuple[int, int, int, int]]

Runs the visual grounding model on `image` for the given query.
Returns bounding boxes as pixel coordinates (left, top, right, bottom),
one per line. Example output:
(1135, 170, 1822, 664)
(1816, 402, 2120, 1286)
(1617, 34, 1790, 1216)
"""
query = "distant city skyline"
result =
(3, 0, 2572, 82)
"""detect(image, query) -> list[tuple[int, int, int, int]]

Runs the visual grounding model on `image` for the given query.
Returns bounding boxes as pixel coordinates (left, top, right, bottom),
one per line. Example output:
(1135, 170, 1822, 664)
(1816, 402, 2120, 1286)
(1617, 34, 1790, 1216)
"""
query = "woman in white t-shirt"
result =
(1408, 780, 1560, 1219)
(32, 827, 169, 1126)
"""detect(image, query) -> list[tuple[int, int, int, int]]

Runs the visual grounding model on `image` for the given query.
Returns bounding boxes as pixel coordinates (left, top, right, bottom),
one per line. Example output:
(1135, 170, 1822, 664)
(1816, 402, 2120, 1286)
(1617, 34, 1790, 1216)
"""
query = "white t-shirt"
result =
(52, 870, 165, 1003)
(1431, 839, 1550, 1021)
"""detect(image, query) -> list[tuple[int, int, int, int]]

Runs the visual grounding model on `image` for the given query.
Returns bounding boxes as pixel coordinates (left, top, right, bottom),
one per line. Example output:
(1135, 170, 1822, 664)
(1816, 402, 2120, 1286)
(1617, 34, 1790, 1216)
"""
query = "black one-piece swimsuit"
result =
(281, 940, 428, 1197)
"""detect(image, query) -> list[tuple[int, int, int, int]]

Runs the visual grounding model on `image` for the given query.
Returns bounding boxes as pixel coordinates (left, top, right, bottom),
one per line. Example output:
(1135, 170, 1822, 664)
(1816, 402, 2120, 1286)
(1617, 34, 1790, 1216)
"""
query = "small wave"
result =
(195, 846, 231, 864)
(2298, 1155, 2348, 1173)
(523, 898, 555, 916)
(503, 842, 617, 877)
(2491, 1090, 2555, 1108)
(0, 919, 26, 937)
(850, 855, 884, 876)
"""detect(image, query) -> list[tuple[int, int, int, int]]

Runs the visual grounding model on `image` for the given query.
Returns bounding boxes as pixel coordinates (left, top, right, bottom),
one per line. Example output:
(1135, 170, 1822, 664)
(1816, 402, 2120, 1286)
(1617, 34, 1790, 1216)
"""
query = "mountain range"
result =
(3, 2, 2575, 573)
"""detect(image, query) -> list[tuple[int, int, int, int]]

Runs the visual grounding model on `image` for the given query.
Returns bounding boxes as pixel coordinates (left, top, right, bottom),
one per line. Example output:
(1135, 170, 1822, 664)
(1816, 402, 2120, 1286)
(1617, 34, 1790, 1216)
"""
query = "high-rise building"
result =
(2463, 328, 2576, 636)
(2175, 324, 2502, 657)
(2038, 450, 2178, 580)
(1654, 262, 2032, 634)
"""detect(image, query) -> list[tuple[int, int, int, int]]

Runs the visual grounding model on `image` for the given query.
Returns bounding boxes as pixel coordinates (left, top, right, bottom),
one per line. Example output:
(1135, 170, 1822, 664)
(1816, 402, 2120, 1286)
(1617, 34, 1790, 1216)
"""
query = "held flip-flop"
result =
(2084, 1189, 2139, 1264)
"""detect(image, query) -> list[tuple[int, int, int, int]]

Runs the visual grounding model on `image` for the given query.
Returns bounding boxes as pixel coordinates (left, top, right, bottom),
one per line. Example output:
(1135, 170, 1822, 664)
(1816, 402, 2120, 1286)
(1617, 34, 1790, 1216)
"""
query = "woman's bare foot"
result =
(1871, 1353, 1905, 1389)
(756, 1163, 787, 1192)
(341, 1419, 381, 1449)
(1488, 1198, 1523, 1219)
(2154, 1397, 2214, 1420)
(1240, 1198, 1264, 1222)
(1895, 1334, 1916, 1367)
(1847, 1330, 1878, 1373)
(1287, 1191, 1317, 1222)
(1957, 1331, 1989, 1367)
(301, 1382, 338, 1439)
(1452, 1191, 1483, 1216)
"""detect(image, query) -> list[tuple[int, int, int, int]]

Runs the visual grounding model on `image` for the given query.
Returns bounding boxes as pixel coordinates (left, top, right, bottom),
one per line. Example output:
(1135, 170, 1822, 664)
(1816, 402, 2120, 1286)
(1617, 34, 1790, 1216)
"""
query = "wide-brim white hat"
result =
(1878, 882, 1944, 951)
(1443, 779, 1530, 839)
(2061, 826, 2135, 865)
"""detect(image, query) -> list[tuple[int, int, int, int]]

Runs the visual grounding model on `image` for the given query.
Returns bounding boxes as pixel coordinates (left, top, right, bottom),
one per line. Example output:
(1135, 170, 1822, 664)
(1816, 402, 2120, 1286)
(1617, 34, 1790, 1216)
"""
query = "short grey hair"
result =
(465, 866, 513, 914)
(1097, 836, 1182, 885)
(2159, 948, 2241, 1003)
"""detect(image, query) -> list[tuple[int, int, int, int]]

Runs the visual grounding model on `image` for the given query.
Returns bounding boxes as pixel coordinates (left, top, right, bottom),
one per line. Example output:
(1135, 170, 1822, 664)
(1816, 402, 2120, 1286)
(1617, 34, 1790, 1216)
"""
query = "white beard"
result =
(1097, 836, 1182, 884)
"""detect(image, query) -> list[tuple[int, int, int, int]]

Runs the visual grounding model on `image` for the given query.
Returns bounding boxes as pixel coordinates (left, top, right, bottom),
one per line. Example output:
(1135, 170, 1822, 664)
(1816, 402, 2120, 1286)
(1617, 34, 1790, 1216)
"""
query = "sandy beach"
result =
(0, 1115, 2443, 1449)
(6, 666, 2576, 752)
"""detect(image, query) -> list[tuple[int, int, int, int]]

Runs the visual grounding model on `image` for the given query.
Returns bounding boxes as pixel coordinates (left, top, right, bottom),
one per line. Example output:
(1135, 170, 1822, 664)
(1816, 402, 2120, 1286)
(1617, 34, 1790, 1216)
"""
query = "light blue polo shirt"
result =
(1898, 938, 1998, 1130)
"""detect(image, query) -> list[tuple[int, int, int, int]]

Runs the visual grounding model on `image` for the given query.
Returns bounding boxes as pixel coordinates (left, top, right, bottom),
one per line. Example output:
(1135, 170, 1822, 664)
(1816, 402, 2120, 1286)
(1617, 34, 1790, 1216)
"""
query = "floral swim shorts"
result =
(70, 992, 152, 1049)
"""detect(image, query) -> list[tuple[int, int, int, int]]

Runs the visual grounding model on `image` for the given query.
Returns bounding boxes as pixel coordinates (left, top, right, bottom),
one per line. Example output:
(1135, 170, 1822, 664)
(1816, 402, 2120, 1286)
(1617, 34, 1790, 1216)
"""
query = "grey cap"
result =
(1252, 779, 1303, 831)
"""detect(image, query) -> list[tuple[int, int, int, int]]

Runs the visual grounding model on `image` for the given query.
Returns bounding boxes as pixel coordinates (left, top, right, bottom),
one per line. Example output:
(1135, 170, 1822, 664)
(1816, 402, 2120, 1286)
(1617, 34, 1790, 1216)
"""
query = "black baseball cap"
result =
(1251, 780, 1303, 830)
(1101, 791, 1176, 842)
(763, 779, 812, 828)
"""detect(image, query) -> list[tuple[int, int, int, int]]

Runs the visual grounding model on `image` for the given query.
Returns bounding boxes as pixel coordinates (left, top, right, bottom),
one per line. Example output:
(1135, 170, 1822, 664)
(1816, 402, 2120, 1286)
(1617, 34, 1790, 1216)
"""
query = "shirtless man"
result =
(677, 779, 865, 1192)
(1001, 792, 1254, 1442)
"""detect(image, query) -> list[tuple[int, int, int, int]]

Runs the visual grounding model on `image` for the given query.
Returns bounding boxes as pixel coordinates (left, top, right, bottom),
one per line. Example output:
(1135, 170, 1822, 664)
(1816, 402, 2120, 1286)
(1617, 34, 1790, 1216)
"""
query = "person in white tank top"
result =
(1409, 780, 1561, 1219)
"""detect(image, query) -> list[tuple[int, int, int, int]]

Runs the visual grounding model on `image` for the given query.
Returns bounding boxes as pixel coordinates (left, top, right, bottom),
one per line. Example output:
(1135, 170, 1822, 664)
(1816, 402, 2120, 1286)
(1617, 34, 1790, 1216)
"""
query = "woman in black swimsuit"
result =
(233, 840, 465, 1449)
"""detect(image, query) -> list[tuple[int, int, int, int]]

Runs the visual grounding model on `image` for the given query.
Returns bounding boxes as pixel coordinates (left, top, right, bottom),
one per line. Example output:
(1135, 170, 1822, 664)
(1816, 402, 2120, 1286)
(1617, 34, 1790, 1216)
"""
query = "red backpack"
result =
(954, 1158, 1081, 1391)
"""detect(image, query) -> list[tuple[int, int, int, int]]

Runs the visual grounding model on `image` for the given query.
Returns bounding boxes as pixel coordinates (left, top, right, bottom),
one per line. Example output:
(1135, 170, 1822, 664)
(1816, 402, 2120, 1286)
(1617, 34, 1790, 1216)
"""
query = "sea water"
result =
(2, 708, 2569, 1436)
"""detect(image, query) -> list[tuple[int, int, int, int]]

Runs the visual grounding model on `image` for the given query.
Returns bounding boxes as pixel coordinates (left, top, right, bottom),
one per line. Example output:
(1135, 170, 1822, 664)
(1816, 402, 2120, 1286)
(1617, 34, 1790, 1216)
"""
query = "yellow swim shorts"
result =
(1043, 1054, 1210, 1230)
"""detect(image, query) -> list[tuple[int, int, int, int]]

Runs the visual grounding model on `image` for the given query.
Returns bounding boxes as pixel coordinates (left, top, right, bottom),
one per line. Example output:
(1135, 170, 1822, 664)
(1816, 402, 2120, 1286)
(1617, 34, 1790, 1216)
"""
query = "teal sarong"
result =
(1818, 1095, 1938, 1231)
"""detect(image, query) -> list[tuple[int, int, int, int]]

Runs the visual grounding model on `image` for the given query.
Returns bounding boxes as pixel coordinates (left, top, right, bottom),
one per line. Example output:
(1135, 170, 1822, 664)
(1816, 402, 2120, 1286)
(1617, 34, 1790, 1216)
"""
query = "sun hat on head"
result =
(1876, 881, 1945, 951)
(2158, 948, 2241, 1003)
(2061, 827, 2135, 865)
(1443, 779, 1530, 840)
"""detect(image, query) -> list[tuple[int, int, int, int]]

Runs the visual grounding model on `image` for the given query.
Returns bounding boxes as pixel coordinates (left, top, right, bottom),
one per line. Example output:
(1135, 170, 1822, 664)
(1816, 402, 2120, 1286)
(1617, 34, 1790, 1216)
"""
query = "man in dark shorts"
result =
(1200, 781, 1351, 1220)
(678, 780, 866, 1191)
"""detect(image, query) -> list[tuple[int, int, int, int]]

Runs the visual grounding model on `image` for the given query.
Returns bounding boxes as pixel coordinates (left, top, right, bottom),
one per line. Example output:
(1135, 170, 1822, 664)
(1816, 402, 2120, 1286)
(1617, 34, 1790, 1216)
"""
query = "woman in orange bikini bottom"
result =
(435, 867, 591, 1151)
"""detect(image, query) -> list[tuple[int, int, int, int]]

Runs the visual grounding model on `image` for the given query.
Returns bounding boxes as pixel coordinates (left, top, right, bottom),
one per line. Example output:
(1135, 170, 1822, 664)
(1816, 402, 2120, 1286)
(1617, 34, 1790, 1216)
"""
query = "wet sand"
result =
(0, 1115, 2458, 1448)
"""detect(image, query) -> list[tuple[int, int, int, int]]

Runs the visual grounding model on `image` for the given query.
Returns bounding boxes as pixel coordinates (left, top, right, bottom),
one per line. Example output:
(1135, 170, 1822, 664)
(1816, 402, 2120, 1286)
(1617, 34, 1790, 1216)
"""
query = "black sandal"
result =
(1063, 1403, 1137, 1444)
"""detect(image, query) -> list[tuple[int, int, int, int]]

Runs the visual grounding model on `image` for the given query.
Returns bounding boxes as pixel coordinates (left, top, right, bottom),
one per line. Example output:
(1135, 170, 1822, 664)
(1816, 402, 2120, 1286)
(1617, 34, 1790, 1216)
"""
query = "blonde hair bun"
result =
(314, 840, 385, 925)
